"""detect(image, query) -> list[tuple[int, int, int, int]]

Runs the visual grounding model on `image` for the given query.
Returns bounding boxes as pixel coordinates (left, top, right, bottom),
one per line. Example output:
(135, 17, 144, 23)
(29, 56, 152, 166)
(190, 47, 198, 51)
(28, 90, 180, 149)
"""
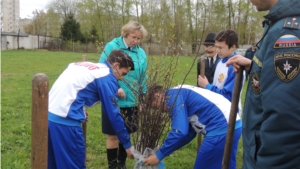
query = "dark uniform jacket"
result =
(242, 0, 300, 168)
(197, 55, 219, 85)
(244, 48, 256, 60)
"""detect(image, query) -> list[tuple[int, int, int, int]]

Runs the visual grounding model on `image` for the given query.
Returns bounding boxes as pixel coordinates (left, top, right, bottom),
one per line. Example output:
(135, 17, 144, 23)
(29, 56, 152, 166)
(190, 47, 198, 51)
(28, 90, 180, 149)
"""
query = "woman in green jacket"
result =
(99, 21, 148, 169)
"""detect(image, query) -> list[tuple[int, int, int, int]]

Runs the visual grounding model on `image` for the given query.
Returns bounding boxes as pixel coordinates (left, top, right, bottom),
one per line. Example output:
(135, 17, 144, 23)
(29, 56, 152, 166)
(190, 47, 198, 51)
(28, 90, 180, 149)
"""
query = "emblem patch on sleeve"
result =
(274, 52, 300, 82)
(274, 34, 300, 48)
(251, 72, 260, 94)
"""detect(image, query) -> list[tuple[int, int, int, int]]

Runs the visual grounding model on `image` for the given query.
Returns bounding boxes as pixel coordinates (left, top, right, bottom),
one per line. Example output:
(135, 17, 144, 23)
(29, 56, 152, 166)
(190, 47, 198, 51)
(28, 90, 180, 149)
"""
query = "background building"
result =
(19, 18, 31, 33)
(1, 0, 20, 33)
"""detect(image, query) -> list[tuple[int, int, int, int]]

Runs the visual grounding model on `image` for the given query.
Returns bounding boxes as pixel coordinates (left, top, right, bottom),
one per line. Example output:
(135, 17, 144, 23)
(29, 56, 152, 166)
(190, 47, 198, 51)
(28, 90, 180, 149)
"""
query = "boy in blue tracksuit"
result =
(48, 50, 134, 169)
(142, 85, 242, 169)
(226, 0, 300, 168)
(198, 29, 243, 116)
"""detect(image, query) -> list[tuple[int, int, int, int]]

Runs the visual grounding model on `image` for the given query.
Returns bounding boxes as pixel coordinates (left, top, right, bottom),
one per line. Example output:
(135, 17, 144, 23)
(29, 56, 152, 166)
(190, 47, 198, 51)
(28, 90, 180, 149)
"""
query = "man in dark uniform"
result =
(226, 0, 300, 168)
(197, 33, 219, 85)
(244, 43, 257, 80)
(245, 43, 257, 61)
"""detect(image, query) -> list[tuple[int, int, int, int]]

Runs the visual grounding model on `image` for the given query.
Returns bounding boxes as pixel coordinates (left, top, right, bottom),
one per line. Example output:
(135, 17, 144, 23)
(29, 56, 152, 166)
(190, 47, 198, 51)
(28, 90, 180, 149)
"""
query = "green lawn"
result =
(1, 50, 246, 169)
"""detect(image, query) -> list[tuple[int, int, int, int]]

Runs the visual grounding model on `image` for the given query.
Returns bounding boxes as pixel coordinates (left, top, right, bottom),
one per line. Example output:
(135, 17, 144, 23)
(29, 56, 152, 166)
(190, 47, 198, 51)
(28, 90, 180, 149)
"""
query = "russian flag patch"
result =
(274, 34, 300, 48)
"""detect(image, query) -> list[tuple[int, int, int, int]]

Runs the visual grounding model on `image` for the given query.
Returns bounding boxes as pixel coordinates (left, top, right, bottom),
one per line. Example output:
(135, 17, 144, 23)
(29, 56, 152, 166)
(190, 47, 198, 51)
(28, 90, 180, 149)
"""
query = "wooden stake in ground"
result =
(197, 55, 207, 151)
(31, 73, 49, 169)
(222, 67, 244, 169)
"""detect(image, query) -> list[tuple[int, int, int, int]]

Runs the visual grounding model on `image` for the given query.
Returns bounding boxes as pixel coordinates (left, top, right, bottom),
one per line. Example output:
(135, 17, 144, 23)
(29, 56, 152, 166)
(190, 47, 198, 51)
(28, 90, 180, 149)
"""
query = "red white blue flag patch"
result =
(274, 34, 300, 48)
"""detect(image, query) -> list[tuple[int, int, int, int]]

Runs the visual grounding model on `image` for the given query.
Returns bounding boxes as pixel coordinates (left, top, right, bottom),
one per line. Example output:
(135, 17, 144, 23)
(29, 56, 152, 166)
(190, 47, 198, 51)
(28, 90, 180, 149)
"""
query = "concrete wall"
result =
(1, 33, 53, 50)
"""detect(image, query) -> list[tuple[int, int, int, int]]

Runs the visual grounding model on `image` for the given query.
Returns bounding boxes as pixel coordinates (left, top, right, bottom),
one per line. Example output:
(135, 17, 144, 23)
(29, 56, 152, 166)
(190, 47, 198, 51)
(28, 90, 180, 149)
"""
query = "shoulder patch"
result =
(283, 16, 300, 30)
(274, 34, 300, 48)
(274, 52, 300, 82)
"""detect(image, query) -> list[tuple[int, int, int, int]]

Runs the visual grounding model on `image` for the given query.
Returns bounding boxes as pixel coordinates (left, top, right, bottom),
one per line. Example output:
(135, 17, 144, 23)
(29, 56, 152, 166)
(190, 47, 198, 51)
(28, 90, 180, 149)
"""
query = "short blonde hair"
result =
(121, 21, 148, 40)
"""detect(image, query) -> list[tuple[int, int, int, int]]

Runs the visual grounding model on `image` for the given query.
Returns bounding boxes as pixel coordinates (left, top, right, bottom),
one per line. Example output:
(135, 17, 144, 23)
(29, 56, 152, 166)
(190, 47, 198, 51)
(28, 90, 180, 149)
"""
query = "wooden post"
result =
(197, 55, 206, 151)
(31, 73, 49, 169)
(200, 56, 206, 78)
(222, 67, 244, 169)
(82, 55, 87, 161)
(82, 54, 87, 62)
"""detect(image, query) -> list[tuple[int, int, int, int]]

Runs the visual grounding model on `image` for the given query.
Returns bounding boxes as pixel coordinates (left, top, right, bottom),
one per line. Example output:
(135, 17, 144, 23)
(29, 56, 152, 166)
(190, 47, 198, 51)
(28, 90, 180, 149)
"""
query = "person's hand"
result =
(126, 147, 134, 159)
(117, 88, 125, 98)
(226, 55, 252, 73)
(198, 75, 209, 88)
(142, 154, 160, 166)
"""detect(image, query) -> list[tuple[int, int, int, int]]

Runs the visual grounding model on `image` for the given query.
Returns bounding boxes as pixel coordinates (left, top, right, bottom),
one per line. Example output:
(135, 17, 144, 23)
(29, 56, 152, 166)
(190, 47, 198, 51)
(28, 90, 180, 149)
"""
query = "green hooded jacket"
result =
(99, 36, 147, 107)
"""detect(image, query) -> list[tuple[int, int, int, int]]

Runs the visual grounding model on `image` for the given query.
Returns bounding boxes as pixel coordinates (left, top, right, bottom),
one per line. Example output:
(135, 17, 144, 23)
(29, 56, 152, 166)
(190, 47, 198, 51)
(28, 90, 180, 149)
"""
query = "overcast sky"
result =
(20, 0, 48, 19)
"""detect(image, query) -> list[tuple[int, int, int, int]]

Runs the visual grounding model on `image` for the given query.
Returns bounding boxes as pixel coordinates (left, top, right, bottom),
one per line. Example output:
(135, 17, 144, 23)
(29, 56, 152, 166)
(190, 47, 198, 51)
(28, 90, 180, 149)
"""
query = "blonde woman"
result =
(99, 21, 148, 169)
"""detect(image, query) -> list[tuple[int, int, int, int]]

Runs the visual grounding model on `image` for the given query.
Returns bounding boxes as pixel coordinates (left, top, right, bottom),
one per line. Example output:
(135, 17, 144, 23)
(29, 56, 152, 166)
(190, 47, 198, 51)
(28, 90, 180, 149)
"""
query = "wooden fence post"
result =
(222, 67, 244, 169)
(31, 73, 49, 169)
(197, 55, 206, 152)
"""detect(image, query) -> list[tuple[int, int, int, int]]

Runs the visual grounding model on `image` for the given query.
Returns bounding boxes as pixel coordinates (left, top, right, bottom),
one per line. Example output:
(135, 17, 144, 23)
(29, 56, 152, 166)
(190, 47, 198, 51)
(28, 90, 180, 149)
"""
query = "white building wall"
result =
(3, 34, 54, 50)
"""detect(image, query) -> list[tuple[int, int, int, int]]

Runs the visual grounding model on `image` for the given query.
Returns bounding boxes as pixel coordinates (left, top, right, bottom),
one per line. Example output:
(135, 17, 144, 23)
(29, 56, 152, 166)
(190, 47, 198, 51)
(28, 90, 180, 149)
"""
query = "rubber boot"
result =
(117, 143, 127, 169)
(107, 148, 118, 169)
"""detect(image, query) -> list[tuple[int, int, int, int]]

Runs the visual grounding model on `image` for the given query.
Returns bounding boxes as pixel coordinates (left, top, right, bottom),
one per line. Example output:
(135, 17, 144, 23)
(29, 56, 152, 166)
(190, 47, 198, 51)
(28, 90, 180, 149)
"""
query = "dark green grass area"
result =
(1, 50, 245, 168)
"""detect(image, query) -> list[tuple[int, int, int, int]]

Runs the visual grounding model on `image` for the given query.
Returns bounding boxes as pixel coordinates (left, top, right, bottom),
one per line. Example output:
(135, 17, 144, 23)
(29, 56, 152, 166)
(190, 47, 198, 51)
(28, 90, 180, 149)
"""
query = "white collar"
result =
(213, 54, 217, 62)
(123, 37, 130, 49)
(209, 54, 217, 62)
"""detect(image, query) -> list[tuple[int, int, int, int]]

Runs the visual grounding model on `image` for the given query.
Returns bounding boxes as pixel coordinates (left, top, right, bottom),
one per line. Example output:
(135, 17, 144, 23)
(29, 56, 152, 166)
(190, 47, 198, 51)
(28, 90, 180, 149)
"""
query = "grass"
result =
(1, 50, 246, 169)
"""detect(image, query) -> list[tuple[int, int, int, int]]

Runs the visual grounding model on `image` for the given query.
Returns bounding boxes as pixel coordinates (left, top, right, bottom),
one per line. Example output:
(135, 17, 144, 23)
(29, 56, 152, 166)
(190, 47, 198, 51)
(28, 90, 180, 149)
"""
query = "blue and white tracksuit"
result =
(48, 61, 131, 169)
(205, 53, 243, 116)
(156, 85, 242, 169)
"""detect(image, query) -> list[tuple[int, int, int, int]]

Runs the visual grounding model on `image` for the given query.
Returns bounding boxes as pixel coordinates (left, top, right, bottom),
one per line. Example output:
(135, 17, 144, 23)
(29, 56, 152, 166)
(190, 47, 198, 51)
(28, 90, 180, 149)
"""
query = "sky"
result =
(20, 0, 48, 19)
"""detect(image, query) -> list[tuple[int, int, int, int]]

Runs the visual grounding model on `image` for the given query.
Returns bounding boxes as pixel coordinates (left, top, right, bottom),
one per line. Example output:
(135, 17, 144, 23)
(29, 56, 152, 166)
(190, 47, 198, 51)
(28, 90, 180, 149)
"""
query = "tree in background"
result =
(80, 31, 91, 44)
(46, 9, 62, 38)
(35, 0, 267, 48)
(60, 14, 82, 42)
(46, 0, 78, 21)
(90, 25, 99, 43)
(24, 10, 47, 35)
(79, 25, 99, 45)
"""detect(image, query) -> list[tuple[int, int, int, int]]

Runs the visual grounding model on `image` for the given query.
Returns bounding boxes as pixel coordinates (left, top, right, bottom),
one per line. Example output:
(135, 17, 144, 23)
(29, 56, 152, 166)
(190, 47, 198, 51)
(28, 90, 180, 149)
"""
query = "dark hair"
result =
(215, 29, 239, 48)
(147, 85, 164, 103)
(107, 50, 134, 70)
